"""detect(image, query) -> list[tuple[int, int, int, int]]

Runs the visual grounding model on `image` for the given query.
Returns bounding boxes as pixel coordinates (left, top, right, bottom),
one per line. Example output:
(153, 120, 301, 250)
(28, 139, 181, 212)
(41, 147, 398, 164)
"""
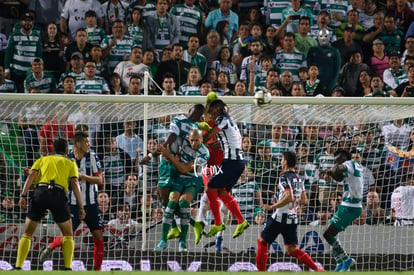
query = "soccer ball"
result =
(254, 90, 272, 107)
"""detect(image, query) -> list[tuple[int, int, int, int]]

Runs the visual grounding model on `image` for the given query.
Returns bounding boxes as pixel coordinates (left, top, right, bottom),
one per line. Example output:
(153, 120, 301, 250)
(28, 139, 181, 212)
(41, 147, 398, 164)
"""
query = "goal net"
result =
(0, 93, 413, 272)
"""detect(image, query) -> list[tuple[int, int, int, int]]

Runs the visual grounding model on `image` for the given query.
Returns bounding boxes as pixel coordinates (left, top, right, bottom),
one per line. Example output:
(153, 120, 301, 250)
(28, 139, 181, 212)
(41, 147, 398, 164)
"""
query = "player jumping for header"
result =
(195, 99, 249, 239)
(323, 149, 363, 272)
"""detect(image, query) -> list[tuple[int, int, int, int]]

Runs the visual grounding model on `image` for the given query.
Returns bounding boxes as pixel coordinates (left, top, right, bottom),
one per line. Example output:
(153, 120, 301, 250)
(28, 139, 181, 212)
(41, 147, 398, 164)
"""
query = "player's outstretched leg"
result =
(39, 235, 62, 263)
(205, 189, 226, 237)
(287, 246, 324, 272)
(219, 193, 249, 238)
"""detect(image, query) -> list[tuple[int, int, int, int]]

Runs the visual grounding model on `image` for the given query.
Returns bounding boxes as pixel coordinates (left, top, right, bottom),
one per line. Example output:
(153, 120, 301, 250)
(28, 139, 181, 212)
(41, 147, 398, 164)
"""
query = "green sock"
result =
(171, 218, 178, 229)
(332, 239, 348, 264)
(178, 200, 190, 243)
(161, 201, 177, 241)
(189, 216, 196, 227)
(16, 235, 32, 268)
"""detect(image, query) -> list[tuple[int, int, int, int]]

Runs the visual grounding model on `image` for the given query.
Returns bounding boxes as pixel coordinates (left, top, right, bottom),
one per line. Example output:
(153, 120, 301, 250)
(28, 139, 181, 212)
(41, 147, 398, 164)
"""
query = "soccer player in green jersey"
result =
(323, 149, 363, 272)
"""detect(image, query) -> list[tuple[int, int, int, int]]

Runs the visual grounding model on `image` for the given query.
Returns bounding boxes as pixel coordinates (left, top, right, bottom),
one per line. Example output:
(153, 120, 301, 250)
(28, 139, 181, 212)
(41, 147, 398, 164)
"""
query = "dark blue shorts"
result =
(27, 186, 70, 223)
(261, 216, 298, 246)
(70, 204, 104, 232)
(208, 159, 246, 191)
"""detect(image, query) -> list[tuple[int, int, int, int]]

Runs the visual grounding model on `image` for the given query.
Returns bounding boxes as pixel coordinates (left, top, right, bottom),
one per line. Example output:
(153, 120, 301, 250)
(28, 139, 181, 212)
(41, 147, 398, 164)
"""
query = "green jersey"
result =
(170, 3, 202, 46)
(127, 24, 144, 48)
(178, 138, 209, 178)
(24, 72, 56, 93)
(179, 84, 201, 96)
(85, 26, 106, 45)
(314, 151, 336, 188)
(4, 29, 42, 76)
(0, 79, 17, 93)
(75, 76, 110, 94)
(101, 34, 136, 71)
(341, 160, 363, 208)
(169, 114, 200, 153)
(232, 179, 260, 221)
(264, 0, 291, 27)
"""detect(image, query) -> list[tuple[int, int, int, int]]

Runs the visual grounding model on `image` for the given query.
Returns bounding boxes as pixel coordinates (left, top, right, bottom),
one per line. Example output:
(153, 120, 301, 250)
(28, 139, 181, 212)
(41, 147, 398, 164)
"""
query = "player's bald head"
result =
(190, 128, 203, 138)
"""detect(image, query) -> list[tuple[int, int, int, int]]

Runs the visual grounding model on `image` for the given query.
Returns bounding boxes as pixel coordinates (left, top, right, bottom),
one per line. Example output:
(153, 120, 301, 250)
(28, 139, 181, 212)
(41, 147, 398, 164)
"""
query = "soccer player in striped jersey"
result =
(155, 129, 209, 252)
(193, 92, 227, 248)
(39, 131, 105, 271)
(199, 99, 249, 239)
(157, 104, 205, 242)
(157, 104, 205, 207)
(323, 149, 363, 272)
(256, 151, 323, 272)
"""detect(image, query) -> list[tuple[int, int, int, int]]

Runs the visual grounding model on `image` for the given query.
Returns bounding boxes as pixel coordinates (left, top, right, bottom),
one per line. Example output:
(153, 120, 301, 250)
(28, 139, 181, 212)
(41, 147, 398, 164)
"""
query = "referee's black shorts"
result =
(27, 186, 70, 223)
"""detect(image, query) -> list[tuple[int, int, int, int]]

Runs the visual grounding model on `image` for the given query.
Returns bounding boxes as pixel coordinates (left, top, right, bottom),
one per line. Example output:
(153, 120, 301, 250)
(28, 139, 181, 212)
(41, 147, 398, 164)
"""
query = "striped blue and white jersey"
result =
(68, 151, 102, 206)
(271, 171, 305, 224)
(341, 160, 363, 208)
(214, 112, 244, 160)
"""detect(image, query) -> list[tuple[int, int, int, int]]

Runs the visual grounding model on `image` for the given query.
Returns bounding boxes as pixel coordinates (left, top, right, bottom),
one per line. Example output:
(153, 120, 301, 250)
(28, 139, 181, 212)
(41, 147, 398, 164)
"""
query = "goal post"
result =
(0, 94, 413, 271)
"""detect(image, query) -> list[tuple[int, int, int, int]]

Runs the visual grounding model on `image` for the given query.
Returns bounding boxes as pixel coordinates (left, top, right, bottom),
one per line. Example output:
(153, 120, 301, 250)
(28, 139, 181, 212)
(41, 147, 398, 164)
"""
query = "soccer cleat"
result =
(340, 258, 355, 272)
(178, 241, 188, 253)
(39, 245, 53, 263)
(206, 223, 226, 237)
(215, 236, 223, 252)
(232, 220, 250, 238)
(333, 263, 343, 272)
(167, 227, 181, 240)
(193, 221, 205, 245)
(154, 240, 167, 252)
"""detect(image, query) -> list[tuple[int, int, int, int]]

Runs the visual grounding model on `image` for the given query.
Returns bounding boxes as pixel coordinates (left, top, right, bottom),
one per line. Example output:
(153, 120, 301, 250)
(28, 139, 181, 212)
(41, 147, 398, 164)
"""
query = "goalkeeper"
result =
(322, 149, 363, 272)
(154, 129, 209, 252)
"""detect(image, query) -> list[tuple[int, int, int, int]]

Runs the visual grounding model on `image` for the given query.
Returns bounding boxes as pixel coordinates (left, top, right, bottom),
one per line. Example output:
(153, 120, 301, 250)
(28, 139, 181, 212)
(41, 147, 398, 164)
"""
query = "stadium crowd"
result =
(0, 0, 414, 242)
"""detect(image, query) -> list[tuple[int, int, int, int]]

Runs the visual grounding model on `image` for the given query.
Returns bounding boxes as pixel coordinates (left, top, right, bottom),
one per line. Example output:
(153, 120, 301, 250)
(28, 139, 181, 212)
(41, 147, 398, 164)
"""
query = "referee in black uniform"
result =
(15, 138, 85, 270)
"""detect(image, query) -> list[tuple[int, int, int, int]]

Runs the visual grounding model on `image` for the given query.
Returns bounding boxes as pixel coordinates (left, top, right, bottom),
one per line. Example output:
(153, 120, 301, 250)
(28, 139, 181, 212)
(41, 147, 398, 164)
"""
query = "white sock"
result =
(197, 192, 209, 224)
